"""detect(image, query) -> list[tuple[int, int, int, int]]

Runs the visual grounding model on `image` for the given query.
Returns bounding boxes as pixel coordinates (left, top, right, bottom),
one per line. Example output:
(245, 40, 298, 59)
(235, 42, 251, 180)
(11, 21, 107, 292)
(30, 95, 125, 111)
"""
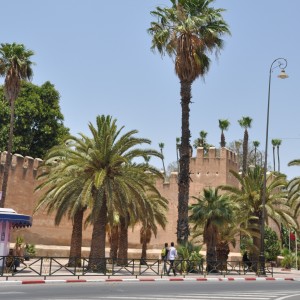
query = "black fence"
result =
(0, 256, 273, 278)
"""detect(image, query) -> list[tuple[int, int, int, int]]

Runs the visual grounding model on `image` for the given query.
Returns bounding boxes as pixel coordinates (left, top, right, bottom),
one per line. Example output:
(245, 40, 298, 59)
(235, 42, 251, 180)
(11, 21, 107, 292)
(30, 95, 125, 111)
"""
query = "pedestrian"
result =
(167, 242, 177, 276)
(161, 242, 169, 275)
(242, 251, 252, 270)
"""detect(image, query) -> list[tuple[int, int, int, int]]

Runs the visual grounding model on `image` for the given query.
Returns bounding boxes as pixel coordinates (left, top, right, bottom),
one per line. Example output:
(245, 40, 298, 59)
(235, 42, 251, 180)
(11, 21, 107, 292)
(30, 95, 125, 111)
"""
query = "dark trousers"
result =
(167, 260, 176, 275)
(162, 258, 168, 274)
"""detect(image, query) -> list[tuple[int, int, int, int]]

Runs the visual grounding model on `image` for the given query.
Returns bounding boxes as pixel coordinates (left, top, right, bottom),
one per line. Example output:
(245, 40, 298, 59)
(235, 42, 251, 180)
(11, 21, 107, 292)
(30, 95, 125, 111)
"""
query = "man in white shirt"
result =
(167, 242, 177, 276)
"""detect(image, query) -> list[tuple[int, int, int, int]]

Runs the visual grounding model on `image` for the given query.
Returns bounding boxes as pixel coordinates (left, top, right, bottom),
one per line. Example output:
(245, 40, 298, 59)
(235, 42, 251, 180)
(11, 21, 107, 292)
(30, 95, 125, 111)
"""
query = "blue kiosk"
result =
(0, 208, 32, 257)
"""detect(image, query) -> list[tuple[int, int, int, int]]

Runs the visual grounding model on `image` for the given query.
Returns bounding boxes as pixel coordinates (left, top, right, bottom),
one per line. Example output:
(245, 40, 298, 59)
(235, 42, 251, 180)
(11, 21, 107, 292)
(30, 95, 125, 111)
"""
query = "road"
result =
(1, 281, 300, 300)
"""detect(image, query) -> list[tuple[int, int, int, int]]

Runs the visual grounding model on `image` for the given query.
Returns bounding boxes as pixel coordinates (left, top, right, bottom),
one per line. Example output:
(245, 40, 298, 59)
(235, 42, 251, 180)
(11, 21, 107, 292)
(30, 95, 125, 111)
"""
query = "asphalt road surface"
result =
(1, 281, 300, 300)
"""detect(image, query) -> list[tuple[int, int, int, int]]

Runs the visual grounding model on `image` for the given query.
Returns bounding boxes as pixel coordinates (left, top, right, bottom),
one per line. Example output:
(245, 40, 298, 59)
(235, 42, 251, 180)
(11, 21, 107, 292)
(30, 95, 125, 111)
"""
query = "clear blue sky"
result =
(1, 1, 300, 179)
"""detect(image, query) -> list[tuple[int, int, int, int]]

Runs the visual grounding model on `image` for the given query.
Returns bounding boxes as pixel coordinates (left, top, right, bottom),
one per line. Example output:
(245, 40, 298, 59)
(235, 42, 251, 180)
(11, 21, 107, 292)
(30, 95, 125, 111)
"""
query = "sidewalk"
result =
(0, 267, 299, 285)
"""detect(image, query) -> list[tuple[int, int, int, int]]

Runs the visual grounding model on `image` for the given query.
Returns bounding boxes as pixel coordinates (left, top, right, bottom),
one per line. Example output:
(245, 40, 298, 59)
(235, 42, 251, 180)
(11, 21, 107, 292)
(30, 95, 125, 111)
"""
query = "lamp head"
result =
(278, 69, 288, 79)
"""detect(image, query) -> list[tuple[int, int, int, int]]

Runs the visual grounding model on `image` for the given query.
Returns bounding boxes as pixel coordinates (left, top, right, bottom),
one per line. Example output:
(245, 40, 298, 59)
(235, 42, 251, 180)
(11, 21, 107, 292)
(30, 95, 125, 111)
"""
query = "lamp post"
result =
(260, 58, 288, 274)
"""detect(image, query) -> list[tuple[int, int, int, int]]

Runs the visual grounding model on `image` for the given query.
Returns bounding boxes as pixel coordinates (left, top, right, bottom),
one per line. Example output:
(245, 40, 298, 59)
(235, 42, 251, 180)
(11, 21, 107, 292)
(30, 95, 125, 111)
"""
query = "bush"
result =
(177, 242, 203, 273)
(240, 227, 281, 261)
(264, 227, 281, 261)
(281, 251, 295, 269)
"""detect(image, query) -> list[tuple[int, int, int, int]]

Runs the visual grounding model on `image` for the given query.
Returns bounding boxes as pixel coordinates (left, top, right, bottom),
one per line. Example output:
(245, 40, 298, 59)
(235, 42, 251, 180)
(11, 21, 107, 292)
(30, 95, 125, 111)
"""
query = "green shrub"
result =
(281, 252, 295, 269)
(264, 227, 281, 261)
(177, 242, 203, 273)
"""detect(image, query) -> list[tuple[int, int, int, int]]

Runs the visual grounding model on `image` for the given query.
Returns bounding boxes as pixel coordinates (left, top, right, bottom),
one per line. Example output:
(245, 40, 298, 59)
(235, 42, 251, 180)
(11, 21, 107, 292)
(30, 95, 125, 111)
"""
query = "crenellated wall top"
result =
(0, 151, 43, 171)
(194, 147, 237, 163)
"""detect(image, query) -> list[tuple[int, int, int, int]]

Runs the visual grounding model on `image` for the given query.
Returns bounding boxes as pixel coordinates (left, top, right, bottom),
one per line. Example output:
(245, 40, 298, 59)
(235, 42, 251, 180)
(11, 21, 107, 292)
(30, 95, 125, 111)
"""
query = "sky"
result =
(1, 1, 300, 179)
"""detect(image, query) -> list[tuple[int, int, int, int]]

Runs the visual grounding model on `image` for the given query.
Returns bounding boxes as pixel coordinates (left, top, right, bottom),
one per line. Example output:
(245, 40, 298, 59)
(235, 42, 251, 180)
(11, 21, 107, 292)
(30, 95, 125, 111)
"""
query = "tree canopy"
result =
(0, 81, 69, 158)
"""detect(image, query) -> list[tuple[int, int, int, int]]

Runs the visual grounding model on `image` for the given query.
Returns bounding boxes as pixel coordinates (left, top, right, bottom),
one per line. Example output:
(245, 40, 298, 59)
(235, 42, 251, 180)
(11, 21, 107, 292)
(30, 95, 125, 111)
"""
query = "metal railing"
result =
(0, 256, 273, 278)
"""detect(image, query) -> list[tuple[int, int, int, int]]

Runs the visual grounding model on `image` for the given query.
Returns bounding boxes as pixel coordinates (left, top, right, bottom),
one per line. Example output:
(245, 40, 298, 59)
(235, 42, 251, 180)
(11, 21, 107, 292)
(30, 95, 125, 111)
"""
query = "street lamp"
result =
(260, 58, 288, 274)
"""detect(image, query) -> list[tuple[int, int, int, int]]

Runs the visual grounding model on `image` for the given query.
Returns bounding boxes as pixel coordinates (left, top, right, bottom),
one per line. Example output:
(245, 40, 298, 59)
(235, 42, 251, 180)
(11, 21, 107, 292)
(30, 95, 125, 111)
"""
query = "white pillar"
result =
(0, 221, 11, 257)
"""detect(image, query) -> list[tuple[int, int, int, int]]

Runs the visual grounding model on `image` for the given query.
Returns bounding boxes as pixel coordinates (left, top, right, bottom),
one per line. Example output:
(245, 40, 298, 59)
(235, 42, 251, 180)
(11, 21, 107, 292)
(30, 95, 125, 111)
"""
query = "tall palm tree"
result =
(272, 139, 282, 172)
(149, 0, 230, 244)
(159, 142, 167, 179)
(220, 166, 295, 260)
(271, 139, 277, 172)
(189, 187, 237, 270)
(238, 116, 252, 176)
(253, 140, 260, 166)
(0, 43, 34, 208)
(218, 119, 230, 148)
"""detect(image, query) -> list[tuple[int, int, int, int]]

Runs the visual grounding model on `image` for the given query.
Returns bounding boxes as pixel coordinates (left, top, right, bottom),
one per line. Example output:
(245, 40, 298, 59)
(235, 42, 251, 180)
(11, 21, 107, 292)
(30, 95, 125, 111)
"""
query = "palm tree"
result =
(189, 188, 237, 271)
(271, 139, 277, 171)
(218, 119, 230, 147)
(253, 140, 260, 166)
(149, 0, 230, 244)
(272, 139, 282, 172)
(62, 115, 162, 271)
(238, 116, 252, 176)
(194, 130, 208, 149)
(0, 43, 34, 208)
(159, 142, 167, 179)
(276, 139, 282, 173)
(220, 166, 295, 260)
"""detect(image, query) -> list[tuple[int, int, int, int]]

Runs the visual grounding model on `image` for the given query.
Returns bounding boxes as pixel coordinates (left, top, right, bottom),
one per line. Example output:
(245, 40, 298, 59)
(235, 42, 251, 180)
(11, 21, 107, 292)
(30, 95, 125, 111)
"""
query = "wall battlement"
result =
(194, 147, 237, 162)
(158, 147, 239, 188)
(0, 152, 43, 175)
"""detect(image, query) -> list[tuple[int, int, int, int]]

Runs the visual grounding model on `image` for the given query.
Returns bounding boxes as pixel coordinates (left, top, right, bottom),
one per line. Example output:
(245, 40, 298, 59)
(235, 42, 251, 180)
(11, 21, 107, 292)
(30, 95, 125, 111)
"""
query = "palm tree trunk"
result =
(68, 207, 85, 267)
(272, 146, 276, 172)
(216, 241, 230, 271)
(140, 229, 147, 265)
(242, 129, 248, 176)
(216, 241, 230, 261)
(1, 99, 15, 208)
(206, 224, 218, 272)
(177, 80, 191, 244)
(220, 131, 225, 148)
(88, 198, 107, 272)
(248, 214, 261, 270)
(117, 216, 128, 265)
(109, 225, 119, 259)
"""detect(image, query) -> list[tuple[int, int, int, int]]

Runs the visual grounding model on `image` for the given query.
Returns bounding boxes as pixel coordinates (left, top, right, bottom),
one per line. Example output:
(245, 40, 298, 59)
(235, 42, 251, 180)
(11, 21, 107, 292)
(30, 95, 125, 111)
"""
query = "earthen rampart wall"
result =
(0, 147, 239, 254)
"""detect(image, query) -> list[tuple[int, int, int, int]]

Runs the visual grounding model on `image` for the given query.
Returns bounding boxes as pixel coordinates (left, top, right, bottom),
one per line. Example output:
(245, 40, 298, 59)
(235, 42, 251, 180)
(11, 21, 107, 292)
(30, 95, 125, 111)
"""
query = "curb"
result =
(0, 277, 297, 285)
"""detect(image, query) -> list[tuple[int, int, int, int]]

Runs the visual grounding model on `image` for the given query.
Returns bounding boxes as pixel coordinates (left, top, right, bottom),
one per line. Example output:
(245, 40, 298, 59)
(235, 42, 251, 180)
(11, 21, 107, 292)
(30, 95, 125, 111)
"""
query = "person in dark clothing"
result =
(242, 251, 252, 270)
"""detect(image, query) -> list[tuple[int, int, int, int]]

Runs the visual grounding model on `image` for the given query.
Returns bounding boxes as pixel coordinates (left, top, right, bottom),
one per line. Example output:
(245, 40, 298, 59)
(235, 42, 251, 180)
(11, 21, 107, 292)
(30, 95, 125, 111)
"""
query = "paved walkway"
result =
(0, 267, 299, 285)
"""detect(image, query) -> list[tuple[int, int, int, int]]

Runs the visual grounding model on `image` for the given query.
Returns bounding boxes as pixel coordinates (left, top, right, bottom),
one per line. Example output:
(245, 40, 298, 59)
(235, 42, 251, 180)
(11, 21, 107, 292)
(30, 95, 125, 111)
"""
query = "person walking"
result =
(161, 242, 169, 275)
(167, 242, 177, 276)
